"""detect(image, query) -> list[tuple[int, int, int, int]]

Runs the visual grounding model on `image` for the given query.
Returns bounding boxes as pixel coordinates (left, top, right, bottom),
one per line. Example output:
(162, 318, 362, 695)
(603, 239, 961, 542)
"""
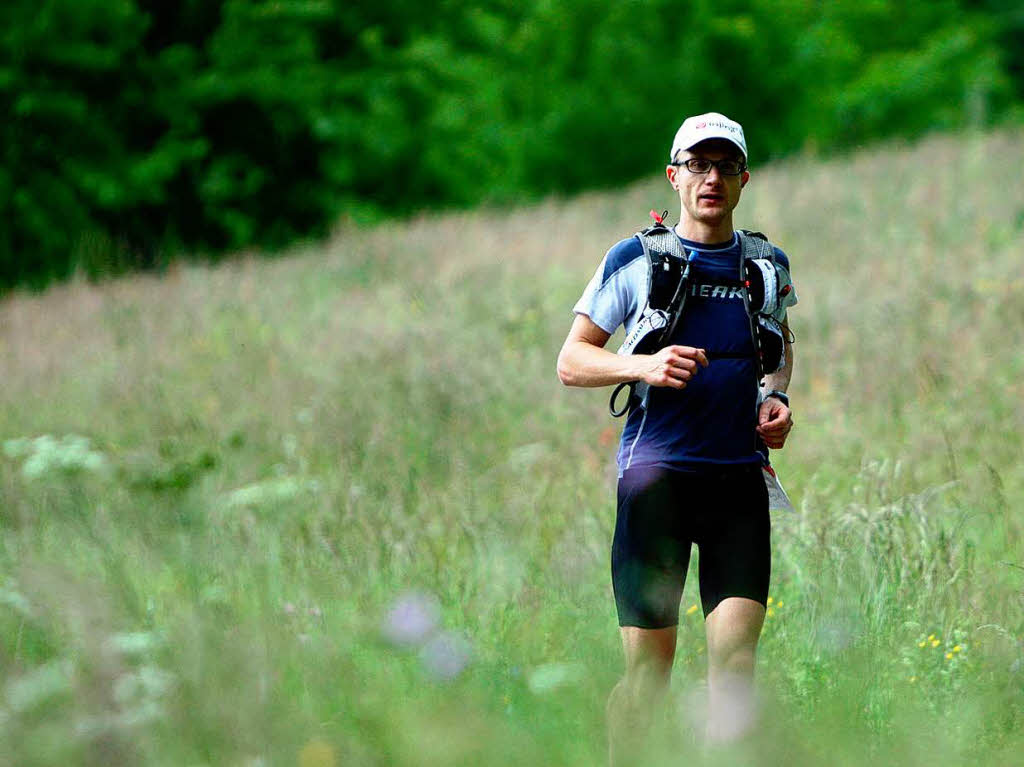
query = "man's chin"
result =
(693, 210, 729, 225)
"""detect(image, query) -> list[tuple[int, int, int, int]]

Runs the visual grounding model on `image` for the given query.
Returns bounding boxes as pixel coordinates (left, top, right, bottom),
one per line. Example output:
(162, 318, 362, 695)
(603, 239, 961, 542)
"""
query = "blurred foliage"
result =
(0, 0, 1021, 290)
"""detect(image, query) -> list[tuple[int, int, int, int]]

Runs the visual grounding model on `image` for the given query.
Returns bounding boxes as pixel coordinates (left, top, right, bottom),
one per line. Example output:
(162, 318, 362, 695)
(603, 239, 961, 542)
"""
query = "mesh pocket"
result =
(756, 315, 785, 373)
(745, 258, 779, 315)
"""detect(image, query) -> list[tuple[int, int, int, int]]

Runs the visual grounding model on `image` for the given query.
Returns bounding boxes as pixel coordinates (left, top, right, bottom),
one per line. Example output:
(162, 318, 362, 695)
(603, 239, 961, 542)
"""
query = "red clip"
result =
(780, 284, 792, 296)
(649, 209, 664, 224)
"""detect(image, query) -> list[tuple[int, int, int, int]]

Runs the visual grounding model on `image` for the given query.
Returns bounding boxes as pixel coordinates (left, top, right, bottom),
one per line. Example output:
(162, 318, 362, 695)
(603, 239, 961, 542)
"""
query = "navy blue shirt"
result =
(573, 231, 796, 475)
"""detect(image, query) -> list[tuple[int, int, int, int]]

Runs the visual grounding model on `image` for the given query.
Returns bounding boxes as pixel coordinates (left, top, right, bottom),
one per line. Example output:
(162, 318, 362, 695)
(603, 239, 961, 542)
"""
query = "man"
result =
(556, 112, 796, 762)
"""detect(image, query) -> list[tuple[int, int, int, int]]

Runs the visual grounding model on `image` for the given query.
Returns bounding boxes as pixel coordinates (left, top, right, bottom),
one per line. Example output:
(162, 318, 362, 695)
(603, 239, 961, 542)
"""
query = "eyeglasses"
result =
(672, 158, 747, 176)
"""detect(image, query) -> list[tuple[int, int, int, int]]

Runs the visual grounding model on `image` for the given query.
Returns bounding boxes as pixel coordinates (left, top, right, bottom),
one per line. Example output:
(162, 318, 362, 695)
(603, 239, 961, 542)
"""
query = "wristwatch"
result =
(764, 390, 789, 407)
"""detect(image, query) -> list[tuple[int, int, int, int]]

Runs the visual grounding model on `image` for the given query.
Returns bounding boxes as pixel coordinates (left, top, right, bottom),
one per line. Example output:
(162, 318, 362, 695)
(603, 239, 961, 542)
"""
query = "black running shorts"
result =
(611, 463, 770, 628)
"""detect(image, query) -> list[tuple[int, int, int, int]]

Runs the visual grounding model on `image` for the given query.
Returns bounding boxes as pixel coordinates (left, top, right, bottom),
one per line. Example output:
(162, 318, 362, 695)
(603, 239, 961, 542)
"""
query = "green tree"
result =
(0, 0, 1021, 291)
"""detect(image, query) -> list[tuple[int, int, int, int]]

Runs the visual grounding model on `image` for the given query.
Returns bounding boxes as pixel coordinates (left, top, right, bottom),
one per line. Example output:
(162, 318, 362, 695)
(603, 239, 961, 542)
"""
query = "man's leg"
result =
(704, 596, 765, 742)
(608, 466, 690, 764)
(695, 466, 771, 743)
(607, 625, 677, 767)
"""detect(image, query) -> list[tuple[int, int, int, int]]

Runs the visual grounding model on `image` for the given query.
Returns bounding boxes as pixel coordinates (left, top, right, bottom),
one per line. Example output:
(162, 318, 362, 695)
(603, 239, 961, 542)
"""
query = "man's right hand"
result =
(638, 345, 709, 389)
(557, 315, 710, 390)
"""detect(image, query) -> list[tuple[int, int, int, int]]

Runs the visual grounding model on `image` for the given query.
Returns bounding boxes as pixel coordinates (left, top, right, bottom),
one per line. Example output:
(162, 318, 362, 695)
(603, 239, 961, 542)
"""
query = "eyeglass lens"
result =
(681, 159, 744, 175)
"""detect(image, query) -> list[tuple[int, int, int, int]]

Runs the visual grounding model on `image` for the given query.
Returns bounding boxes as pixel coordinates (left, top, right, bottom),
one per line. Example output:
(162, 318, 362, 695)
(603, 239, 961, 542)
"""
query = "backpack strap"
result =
(608, 224, 691, 417)
(737, 230, 794, 382)
(738, 229, 775, 263)
(737, 232, 767, 382)
(635, 224, 689, 313)
(637, 224, 688, 261)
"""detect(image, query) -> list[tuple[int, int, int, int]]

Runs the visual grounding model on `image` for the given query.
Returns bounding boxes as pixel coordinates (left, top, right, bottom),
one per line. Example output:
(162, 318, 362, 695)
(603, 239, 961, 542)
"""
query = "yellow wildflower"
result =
(945, 652, 953, 660)
(931, 639, 940, 648)
(299, 739, 337, 767)
(928, 634, 936, 641)
(953, 645, 961, 653)
(909, 676, 917, 683)
(767, 607, 775, 617)
(918, 640, 926, 648)
(767, 596, 774, 606)
(686, 604, 699, 616)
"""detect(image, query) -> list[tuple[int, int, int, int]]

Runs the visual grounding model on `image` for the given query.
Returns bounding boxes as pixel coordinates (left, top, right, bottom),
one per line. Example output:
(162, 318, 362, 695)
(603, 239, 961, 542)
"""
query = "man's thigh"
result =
(694, 464, 770, 618)
(612, 466, 692, 629)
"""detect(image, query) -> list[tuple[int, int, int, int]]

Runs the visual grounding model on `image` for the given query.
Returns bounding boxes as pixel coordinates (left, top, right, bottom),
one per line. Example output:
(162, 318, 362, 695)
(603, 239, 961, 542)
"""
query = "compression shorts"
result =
(611, 463, 770, 628)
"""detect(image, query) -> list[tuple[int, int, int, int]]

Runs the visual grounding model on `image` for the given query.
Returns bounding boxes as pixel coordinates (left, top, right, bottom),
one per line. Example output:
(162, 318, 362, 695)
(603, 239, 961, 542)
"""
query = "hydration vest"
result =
(609, 213, 796, 417)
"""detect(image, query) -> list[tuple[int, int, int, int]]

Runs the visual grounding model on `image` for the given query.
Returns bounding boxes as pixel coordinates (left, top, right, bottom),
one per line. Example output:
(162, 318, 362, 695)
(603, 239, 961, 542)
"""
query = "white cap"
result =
(669, 112, 747, 163)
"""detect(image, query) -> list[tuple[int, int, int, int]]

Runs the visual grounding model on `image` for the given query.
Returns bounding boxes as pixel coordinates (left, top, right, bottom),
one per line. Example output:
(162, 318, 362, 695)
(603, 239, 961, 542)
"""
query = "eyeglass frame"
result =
(670, 157, 748, 176)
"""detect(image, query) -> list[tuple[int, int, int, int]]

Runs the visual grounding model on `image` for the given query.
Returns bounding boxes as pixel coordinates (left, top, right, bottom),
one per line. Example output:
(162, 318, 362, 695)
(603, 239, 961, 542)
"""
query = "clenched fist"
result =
(639, 345, 709, 389)
(757, 397, 792, 449)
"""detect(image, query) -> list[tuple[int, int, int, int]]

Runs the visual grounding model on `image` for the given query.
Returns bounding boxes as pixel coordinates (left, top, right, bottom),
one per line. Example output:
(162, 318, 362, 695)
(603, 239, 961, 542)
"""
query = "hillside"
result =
(1, 130, 1023, 765)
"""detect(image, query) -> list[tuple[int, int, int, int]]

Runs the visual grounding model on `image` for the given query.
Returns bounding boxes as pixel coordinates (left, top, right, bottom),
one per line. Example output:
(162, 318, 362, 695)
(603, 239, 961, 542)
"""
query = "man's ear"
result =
(740, 169, 750, 188)
(666, 164, 678, 189)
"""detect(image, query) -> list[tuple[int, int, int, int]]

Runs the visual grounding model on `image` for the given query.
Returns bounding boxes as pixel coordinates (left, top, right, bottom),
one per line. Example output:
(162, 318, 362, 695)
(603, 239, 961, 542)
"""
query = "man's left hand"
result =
(757, 397, 792, 449)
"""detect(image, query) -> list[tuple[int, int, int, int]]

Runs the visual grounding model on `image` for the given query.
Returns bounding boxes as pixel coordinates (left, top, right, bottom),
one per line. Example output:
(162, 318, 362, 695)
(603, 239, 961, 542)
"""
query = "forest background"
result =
(2, 0, 1023, 290)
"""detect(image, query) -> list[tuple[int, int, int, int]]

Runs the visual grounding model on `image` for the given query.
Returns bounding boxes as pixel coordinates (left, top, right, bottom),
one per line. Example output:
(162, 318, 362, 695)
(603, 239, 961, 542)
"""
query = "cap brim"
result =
(682, 136, 747, 160)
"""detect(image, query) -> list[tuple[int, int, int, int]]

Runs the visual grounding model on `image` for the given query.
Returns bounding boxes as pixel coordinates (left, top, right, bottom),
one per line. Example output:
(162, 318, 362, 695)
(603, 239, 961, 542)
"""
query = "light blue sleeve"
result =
(572, 238, 646, 335)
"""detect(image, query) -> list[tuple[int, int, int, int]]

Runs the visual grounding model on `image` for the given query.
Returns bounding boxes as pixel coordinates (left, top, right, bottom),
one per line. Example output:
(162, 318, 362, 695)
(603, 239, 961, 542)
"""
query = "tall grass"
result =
(1, 129, 1022, 766)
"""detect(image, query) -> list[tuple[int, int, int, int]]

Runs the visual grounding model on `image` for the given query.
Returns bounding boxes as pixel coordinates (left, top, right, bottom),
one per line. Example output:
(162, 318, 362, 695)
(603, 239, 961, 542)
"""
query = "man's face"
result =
(666, 139, 749, 227)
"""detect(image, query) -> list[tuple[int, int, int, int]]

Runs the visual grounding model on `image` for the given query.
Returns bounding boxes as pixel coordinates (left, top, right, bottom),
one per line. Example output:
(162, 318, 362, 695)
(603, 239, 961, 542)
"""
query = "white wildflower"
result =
(225, 476, 321, 508)
(6, 659, 73, 712)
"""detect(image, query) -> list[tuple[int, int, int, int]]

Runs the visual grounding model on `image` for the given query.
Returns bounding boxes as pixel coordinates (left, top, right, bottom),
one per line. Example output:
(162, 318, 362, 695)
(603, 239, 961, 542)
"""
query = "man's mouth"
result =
(699, 193, 724, 203)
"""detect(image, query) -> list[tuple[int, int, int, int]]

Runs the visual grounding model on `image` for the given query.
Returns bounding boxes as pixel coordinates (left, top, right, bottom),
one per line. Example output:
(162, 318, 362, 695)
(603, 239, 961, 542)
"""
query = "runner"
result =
(556, 112, 797, 763)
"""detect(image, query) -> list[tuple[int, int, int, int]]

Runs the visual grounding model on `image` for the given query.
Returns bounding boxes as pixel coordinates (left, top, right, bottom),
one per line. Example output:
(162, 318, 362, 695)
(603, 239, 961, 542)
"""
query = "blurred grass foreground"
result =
(2, 129, 1024, 765)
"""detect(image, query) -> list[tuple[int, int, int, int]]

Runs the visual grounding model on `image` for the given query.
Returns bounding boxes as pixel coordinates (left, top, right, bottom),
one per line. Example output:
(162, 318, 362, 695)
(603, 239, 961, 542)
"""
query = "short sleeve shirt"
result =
(573, 230, 796, 475)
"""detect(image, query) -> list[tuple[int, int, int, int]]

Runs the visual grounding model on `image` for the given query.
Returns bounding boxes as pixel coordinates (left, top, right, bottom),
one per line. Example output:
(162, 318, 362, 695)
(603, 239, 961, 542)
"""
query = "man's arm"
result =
(756, 319, 794, 449)
(556, 314, 708, 389)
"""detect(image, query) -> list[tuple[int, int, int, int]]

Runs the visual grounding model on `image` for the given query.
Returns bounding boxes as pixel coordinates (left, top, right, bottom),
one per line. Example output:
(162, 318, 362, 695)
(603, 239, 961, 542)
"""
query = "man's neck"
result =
(674, 217, 734, 245)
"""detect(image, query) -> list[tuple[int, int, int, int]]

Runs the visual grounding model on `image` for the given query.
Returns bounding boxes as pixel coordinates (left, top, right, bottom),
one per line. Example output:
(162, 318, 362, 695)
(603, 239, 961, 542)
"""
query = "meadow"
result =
(1, 129, 1022, 766)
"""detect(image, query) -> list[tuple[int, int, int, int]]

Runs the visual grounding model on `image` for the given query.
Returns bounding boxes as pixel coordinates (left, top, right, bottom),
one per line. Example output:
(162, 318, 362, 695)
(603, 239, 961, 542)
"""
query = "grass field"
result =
(1, 129, 1023, 766)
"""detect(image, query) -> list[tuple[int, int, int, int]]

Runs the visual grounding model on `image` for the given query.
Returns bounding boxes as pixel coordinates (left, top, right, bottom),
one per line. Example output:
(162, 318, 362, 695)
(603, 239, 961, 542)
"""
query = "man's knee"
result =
(705, 597, 765, 672)
(620, 625, 677, 672)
